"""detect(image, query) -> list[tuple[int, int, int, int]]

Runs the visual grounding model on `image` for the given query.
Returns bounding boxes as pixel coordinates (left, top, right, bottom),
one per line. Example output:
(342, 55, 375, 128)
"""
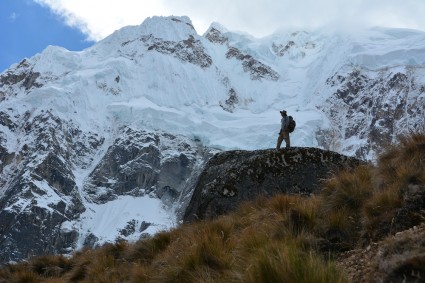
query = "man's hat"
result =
(280, 110, 287, 114)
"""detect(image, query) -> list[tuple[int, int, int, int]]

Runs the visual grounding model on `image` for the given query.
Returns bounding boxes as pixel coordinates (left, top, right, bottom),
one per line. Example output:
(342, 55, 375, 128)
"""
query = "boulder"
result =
(184, 147, 364, 222)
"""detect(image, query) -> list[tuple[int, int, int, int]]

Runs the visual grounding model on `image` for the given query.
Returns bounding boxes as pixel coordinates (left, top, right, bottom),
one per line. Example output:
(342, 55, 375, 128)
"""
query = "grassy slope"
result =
(1, 133, 424, 283)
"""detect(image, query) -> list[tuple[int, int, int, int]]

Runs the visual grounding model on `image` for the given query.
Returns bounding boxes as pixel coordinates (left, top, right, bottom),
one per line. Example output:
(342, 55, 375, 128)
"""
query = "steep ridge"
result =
(184, 147, 364, 222)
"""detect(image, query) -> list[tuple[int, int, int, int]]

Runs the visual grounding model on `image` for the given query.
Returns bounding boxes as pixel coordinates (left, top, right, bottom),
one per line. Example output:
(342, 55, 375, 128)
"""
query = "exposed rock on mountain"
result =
(220, 88, 240, 112)
(0, 59, 43, 95)
(205, 24, 280, 81)
(271, 31, 316, 59)
(0, 110, 98, 263)
(323, 67, 425, 158)
(184, 147, 364, 222)
(226, 47, 280, 81)
(145, 35, 212, 68)
(0, 108, 212, 263)
(83, 127, 212, 208)
(204, 27, 228, 45)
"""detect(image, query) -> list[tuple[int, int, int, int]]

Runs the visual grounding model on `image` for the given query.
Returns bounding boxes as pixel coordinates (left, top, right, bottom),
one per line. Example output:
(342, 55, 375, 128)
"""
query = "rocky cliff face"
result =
(184, 147, 364, 222)
(0, 107, 212, 263)
(0, 110, 100, 262)
(321, 67, 425, 158)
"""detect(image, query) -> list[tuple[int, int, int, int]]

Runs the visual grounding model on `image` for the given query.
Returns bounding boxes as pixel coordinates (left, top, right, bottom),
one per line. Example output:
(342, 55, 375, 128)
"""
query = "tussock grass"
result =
(362, 186, 402, 225)
(245, 242, 347, 283)
(30, 255, 72, 279)
(377, 133, 425, 189)
(320, 165, 373, 212)
(125, 230, 173, 263)
(314, 132, 425, 248)
(1, 132, 425, 282)
(315, 165, 374, 250)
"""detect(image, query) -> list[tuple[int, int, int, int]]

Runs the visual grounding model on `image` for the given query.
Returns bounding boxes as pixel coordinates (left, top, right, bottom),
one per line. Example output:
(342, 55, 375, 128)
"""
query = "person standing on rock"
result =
(276, 110, 290, 149)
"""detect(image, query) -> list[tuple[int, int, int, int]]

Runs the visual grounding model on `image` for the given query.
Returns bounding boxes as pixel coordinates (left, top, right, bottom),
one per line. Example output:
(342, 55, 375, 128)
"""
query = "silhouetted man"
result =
(276, 110, 290, 149)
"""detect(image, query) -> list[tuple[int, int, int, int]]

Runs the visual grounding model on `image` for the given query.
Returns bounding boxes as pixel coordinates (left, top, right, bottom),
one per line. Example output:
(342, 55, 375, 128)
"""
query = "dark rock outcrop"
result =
(205, 27, 228, 45)
(184, 147, 364, 222)
(226, 47, 280, 81)
(144, 35, 212, 68)
(220, 88, 239, 113)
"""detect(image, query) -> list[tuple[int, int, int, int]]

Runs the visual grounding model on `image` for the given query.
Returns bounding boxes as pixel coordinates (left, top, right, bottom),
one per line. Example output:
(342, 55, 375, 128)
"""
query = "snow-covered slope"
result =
(0, 15, 424, 262)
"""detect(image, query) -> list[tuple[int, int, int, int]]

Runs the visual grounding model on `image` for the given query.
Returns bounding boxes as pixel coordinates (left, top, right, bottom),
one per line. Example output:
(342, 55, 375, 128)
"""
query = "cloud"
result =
(9, 12, 18, 22)
(33, 0, 425, 41)
(164, 0, 425, 36)
(34, 0, 172, 40)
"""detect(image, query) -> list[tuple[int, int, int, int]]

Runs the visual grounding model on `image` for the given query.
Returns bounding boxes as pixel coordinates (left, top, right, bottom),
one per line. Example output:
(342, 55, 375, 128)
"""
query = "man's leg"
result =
(283, 131, 290, 148)
(276, 133, 284, 149)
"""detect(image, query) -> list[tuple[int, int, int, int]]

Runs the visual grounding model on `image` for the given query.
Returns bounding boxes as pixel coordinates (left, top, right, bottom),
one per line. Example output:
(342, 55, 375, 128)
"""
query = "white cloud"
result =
(166, 0, 425, 36)
(34, 0, 172, 40)
(33, 0, 425, 41)
(9, 12, 18, 22)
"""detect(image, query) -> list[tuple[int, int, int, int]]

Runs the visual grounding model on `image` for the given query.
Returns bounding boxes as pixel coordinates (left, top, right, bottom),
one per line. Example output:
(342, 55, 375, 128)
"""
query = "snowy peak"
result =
(101, 16, 197, 44)
(138, 16, 196, 42)
(96, 15, 199, 56)
(206, 22, 229, 35)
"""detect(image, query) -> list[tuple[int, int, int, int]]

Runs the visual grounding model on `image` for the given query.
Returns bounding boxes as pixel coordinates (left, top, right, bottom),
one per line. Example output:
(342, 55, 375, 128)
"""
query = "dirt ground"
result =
(336, 223, 425, 283)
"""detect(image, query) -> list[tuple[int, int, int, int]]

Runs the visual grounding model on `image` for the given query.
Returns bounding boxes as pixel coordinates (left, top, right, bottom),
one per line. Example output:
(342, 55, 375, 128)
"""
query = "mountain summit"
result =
(0, 16, 424, 262)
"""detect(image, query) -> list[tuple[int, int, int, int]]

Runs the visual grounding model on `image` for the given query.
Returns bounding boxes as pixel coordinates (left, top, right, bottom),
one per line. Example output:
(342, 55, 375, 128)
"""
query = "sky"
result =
(2, 0, 425, 73)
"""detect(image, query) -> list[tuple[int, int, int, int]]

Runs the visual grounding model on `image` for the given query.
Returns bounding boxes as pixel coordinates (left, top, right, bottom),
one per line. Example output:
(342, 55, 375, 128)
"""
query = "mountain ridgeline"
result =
(0, 16, 424, 263)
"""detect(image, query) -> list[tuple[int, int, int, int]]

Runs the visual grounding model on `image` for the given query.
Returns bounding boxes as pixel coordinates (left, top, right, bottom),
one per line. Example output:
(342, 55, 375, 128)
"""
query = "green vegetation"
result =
(1, 133, 424, 282)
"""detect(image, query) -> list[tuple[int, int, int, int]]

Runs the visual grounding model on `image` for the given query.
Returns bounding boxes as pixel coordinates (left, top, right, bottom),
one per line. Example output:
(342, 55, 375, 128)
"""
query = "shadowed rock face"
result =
(0, 111, 98, 263)
(83, 127, 213, 213)
(184, 147, 365, 222)
(0, 112, 212, 263)
(322, 68, 425, 159)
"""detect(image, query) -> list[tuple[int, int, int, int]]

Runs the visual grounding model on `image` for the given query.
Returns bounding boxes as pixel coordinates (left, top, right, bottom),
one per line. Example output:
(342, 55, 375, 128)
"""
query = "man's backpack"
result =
(288, 116, 296, 133)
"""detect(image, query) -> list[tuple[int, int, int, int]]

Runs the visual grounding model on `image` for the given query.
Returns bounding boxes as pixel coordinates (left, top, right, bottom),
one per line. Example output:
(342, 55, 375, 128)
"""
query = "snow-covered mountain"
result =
(0, 15, 424, 262)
